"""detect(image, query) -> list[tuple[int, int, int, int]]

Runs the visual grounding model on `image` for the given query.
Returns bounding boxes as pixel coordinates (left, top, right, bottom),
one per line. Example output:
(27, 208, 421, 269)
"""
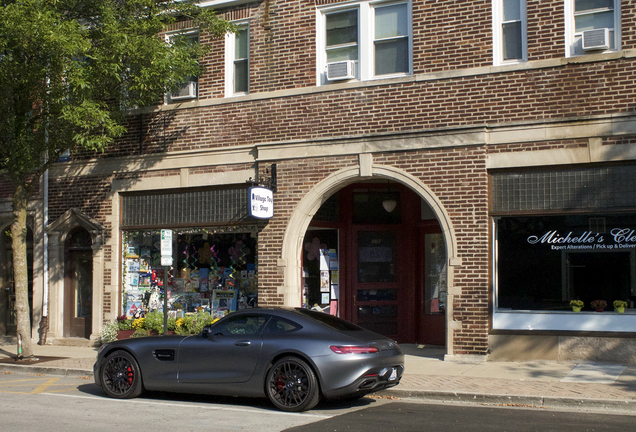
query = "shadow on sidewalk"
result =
(400, 344, 445, 360)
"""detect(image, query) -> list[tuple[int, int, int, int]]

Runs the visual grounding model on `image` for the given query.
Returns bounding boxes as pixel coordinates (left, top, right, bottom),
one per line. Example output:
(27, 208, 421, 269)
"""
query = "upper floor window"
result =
(225, 23, 249, 96)
(166, 32, 199, 103)
(317, 1, 412, 86)
(492, 0, 527, 65)
(566, 0, 620, 57)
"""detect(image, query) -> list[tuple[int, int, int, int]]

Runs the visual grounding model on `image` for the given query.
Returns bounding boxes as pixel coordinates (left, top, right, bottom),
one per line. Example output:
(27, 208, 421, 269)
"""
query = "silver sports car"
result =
(94, 307, 404, 412)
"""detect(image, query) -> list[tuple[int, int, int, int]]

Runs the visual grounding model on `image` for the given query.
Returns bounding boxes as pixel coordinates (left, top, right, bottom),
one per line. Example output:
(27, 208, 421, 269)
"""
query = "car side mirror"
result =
(201, 325, 211, 338)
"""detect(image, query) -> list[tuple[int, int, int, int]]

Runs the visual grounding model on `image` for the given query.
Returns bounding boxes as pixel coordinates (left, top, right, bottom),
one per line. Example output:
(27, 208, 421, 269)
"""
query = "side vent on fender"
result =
(153, 349, 175, 361)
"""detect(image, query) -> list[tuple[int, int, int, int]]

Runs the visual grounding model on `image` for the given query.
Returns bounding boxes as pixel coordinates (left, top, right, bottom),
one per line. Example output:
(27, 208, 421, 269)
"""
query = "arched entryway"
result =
(47, 208, 105, 344)
(281, 161, 460, 353)
(301, 182, 448, 344)
(64, 227, 93, 338)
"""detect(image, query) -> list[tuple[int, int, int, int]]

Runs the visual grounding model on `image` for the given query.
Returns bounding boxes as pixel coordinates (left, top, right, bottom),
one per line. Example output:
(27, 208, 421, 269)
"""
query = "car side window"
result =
(212, 315, 268, 336)
(263, 317, 302, 334)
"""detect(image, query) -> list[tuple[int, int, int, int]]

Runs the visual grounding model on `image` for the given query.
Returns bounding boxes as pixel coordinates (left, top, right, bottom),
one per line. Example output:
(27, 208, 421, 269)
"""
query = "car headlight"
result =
(98, 343, 109, 355)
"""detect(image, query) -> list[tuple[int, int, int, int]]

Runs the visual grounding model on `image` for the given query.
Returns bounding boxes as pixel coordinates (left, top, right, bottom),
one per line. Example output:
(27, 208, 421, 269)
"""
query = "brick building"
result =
(1, 0, 636, 363)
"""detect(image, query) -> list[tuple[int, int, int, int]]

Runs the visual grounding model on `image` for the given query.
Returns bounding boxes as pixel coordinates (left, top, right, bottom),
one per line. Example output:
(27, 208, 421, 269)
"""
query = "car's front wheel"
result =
(100, 350, 143, 399)
(266, 356, 320, 412)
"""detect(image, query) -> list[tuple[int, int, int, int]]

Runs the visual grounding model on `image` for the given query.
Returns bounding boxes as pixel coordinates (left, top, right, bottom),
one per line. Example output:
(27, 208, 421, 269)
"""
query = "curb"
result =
(0, 363, 92, 378)
(377, 388, 636, 415)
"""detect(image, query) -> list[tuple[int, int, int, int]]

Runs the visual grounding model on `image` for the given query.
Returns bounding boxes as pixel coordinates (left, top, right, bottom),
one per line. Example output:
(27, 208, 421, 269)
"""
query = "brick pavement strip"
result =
(395, 375, 636, 400)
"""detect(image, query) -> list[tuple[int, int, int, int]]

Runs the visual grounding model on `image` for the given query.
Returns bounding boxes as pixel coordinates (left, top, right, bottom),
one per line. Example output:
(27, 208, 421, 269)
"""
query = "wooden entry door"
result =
(65, 248, 92, 339)
(349, 228, 405, 341)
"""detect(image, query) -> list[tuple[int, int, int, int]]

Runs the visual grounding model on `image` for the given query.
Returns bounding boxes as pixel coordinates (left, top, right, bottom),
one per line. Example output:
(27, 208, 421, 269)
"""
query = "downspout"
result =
(38, 164, 49, 345)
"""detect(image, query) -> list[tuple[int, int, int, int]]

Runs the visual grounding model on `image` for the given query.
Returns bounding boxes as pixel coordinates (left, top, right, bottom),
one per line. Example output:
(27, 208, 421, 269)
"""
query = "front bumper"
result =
(93, 361, 101, 386)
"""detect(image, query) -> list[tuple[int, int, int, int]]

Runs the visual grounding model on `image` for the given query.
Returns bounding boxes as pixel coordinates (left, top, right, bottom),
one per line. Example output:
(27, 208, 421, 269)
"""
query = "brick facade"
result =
(2, 0, 635, 359)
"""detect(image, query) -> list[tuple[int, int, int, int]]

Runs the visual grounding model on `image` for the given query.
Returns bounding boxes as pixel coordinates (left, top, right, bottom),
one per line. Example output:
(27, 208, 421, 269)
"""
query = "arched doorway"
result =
(64, 227, 93, 338)
(281, 161, 459, 351)
(0, 227, 34, 336)
(301, 181, 447, 344)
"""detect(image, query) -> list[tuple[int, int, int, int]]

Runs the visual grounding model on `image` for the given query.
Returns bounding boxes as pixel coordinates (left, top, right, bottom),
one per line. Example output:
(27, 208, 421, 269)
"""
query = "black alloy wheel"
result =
(266, 356, 320, 412)
(101, 350, 143, 399)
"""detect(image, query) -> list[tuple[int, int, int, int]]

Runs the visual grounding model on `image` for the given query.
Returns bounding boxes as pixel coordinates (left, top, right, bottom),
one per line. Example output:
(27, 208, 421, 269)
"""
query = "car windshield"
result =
(295, 309, 363, 332)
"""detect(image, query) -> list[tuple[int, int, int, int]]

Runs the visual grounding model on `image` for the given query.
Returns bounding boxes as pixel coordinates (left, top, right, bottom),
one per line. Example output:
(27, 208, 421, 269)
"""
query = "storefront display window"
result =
(425, 233, 447, 314)
(495, 214, 636, 311)
(302, 229, 339, 315)
(122, 228, 258, 319)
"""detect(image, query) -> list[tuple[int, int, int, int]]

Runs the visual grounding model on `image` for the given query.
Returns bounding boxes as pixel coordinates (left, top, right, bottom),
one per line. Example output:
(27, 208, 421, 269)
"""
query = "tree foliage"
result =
(0, 0, 234, 355)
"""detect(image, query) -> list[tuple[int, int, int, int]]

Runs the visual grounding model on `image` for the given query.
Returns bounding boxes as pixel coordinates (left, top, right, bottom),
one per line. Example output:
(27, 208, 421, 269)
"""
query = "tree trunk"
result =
(11, 183, 33, 358)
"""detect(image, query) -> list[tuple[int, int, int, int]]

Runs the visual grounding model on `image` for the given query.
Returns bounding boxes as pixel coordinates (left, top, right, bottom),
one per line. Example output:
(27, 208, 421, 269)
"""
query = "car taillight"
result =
(330, 345, 379, 354)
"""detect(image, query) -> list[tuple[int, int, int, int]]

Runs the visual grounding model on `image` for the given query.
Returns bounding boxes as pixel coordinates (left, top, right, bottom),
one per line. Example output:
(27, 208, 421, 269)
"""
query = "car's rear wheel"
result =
(101, 350, 143, 399)
(266, 356, 320, 412)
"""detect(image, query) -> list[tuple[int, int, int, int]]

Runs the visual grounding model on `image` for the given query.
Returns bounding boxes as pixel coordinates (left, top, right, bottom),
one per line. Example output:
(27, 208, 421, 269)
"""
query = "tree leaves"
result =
(0, 0, 235, 190)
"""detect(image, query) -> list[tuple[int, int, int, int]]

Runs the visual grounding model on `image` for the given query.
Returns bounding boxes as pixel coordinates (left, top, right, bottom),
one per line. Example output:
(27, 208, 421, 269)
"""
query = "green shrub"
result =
(117, 315, 133, 330)
(144, 311, 165, 333)
(131, 329, 150, 338)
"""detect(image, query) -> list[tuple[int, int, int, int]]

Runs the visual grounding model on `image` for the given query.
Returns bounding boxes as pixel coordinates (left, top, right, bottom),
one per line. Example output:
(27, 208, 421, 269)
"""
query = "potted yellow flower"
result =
(613, 300, 628, 313)
(569, 300, 584, 312)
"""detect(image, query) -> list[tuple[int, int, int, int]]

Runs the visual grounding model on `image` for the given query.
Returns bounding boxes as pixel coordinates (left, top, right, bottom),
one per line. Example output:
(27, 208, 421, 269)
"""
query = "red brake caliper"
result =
(126, 366, 134, 385)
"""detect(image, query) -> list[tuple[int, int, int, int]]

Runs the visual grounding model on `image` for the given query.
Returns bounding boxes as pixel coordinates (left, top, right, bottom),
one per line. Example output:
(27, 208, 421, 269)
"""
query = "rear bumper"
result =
(322, 363, 404, 399)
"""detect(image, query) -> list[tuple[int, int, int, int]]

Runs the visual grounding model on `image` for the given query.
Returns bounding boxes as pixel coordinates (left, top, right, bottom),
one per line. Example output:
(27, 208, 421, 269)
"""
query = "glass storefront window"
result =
(496, 214, 636, 311)
(122, 229, 258, 319)
(425, 233, 447, 314)
(302, 229, 339, 314)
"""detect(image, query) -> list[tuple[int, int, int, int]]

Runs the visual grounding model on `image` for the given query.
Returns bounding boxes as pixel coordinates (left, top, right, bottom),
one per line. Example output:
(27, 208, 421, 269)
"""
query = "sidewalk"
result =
(1, 339, 635, 414)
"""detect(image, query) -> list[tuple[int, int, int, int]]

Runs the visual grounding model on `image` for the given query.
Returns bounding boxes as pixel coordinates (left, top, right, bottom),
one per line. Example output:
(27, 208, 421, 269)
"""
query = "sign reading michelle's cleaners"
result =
(249, 186, 274, 219)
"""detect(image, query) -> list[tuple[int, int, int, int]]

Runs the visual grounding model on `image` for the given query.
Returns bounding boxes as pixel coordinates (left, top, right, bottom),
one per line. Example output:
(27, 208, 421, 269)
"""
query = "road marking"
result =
(31, 378, 60, 394)
(42, 392, 332, 418)
(0, 377, 80, 394)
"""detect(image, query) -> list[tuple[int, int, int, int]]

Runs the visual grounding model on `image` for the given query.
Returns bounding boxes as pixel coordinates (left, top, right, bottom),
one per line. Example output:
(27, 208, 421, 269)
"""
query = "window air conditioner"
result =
(582, 28, 610, 51)
(171, 81, 197, 100)
(326, 61, 355, 81)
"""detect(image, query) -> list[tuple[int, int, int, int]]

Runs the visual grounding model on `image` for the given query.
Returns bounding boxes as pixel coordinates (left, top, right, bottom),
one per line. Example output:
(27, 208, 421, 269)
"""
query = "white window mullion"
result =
(359, 3, 372, 81)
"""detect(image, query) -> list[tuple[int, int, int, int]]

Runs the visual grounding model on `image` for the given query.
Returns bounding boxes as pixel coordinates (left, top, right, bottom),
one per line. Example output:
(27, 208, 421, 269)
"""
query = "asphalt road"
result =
(284, 401, 636, 432)
(1, 373, 635, 432)
(0, 373, 374, 431)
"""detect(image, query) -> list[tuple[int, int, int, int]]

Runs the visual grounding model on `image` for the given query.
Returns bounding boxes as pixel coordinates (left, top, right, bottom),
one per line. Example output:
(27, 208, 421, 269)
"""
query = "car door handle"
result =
(235, 340, 251, 346)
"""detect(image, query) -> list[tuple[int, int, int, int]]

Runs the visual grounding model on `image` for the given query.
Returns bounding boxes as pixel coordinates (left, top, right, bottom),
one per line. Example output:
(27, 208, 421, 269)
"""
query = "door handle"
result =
(235, 340, 251, 346)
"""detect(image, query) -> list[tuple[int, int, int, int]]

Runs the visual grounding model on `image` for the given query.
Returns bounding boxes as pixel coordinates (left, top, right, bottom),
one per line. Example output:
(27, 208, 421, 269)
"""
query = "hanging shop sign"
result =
(248, 186, 274, 219)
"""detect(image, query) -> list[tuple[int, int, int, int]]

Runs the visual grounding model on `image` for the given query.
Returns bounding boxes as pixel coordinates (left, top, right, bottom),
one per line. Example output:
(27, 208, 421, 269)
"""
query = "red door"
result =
(349, 228, 406, 341)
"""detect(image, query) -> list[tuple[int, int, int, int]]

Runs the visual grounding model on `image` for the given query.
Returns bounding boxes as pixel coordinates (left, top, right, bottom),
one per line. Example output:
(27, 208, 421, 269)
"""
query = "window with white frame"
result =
(492, 0, 526, 65)
(225, 24, 249, 96)
(566, 0, 620, 57)
(317, 1, 412, 85)
(166, 32, 199, 102)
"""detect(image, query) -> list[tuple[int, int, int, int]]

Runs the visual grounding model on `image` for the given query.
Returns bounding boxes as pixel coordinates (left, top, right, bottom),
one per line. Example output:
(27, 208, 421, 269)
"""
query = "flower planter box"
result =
(117, 330, 135, 340)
